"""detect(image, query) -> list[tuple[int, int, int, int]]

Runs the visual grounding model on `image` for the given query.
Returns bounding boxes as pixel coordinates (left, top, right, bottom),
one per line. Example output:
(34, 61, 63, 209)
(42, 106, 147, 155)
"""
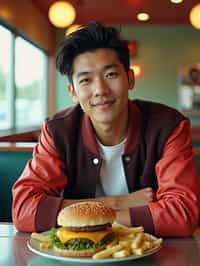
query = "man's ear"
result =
(67, 84, 79, 104)
(128, 68, 135, 91)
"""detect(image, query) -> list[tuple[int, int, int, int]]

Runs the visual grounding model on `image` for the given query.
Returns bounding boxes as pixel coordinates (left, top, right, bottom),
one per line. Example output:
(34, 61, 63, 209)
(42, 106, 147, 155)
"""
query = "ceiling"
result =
(32, 0, 200, 26)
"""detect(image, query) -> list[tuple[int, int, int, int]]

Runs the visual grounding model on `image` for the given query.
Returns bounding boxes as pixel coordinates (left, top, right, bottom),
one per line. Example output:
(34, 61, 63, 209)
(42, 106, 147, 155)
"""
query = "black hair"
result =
(56, 22, 130, 83)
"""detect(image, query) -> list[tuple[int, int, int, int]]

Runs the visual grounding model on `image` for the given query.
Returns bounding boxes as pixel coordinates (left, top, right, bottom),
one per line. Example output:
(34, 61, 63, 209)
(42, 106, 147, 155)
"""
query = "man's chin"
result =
(92, 116, 116, 125)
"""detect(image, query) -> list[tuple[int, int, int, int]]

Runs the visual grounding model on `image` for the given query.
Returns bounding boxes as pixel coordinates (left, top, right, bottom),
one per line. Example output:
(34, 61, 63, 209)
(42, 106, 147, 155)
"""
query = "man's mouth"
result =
(91, 99, 115, 109)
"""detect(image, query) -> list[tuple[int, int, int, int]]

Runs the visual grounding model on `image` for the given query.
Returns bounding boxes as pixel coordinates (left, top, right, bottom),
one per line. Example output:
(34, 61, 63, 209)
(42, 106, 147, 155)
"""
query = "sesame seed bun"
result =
(57, 201, 116, 227)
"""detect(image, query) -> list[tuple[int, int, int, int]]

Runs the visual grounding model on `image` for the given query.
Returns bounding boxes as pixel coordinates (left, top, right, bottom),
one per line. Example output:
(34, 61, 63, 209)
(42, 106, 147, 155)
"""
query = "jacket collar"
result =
(81, 100, 141, 155)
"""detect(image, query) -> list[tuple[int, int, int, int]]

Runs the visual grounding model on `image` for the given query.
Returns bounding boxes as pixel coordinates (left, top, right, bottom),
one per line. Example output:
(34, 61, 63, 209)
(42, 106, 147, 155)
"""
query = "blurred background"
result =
(0, 0, 200, 132)
(1, 0, 200, 223)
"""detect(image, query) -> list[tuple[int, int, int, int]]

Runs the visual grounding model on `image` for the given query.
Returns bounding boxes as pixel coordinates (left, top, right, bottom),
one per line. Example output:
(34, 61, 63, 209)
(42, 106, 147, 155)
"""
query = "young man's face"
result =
(69, 48, 134, 129)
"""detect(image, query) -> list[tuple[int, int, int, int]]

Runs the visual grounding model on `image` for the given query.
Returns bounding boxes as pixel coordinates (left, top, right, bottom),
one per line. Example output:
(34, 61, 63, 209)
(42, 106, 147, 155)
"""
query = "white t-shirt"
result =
(96, 138, 129, 197)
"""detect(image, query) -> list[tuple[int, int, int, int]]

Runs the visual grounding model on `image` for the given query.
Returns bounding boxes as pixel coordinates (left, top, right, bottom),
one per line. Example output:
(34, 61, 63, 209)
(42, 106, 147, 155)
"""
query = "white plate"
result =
(27, 231, 162, 264)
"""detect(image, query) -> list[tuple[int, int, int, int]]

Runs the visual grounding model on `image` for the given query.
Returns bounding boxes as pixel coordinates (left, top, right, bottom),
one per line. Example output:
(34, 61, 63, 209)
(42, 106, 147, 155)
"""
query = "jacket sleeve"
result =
(12, 122, 67, 232)
(130, 119, 200, 237)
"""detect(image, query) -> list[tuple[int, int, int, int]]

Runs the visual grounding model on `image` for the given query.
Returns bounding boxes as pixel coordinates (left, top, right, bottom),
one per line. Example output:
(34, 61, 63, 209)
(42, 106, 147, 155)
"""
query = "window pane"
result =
(0, 25, 13, 130)
(15, 37, 47, 128)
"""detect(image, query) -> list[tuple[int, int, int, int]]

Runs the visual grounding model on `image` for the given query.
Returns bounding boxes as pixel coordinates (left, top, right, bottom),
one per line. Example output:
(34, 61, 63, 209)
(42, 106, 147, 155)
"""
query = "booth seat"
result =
(0, 143, 34, 222)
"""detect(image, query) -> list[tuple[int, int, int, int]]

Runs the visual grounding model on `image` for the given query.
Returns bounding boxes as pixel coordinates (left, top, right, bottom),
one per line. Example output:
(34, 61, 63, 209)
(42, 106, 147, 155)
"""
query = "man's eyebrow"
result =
(76, 64, 119, 78)
(103, 64, 119, 71)
(76, 71, 91, 79)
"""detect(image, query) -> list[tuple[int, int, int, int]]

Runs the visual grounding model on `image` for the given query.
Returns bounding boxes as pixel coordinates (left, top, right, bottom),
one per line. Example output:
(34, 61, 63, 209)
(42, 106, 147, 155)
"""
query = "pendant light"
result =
(48, 1, 76, 28)
(189, 4, 200, 30)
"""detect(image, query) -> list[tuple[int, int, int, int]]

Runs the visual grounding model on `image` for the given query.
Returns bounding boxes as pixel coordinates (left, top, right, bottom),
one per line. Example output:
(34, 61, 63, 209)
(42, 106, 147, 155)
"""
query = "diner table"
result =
(0, 222, 200, 266)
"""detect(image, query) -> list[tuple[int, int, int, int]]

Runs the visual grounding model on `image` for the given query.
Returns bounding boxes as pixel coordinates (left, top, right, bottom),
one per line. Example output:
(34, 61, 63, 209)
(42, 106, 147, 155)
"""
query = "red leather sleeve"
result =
(12, 122, 67, 232)
(149, 119, 200, 236)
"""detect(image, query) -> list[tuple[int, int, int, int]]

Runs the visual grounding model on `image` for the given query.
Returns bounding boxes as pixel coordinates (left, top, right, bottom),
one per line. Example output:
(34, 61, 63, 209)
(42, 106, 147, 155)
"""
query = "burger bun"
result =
(53, 244, 106, 257)
(57, 201, 116, 227)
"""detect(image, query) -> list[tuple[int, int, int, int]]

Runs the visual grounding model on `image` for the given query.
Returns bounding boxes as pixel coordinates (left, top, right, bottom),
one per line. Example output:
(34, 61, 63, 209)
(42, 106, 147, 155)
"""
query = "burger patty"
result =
(68, 223, 112, 232)
(66, 232, 114, 245)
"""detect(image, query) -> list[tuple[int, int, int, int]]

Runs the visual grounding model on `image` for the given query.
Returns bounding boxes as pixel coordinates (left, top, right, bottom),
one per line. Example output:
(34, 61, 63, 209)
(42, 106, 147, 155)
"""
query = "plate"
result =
(27, 231, 162, 264)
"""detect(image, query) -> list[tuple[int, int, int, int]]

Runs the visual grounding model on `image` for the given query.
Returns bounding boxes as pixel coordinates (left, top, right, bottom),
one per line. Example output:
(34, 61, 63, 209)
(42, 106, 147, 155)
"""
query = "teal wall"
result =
(55, 25, 200, 123)
(55, 30, 74, 111)
(121, 25, 200, 111)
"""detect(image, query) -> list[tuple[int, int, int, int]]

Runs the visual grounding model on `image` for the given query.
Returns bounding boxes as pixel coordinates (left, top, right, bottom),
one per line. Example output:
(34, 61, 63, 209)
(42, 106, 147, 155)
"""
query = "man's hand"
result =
(98, 187, 155, 210)
(118, 187, 155, 209)
(61, 187, 155, 211)
(115, 209, 131, 226)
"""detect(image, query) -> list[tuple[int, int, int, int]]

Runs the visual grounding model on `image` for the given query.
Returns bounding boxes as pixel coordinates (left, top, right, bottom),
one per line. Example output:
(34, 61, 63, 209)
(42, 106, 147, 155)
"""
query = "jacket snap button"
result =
(124, 156, 131, 163)
(93, 158, 99, 165)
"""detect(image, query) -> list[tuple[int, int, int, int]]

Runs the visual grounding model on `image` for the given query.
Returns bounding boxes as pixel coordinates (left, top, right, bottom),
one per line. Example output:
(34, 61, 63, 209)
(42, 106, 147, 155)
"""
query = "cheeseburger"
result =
(51, 201, 116, 257)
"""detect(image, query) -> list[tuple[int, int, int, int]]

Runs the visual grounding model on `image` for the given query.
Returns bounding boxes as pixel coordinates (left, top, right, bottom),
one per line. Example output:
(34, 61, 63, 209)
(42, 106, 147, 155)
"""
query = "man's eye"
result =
(79, 78, 90, 84)
(106, 72, 118, 78)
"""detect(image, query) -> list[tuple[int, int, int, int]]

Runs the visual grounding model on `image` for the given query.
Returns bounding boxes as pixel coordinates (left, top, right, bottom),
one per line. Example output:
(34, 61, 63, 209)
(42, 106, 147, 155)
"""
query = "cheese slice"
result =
(57, 227, 111, 244)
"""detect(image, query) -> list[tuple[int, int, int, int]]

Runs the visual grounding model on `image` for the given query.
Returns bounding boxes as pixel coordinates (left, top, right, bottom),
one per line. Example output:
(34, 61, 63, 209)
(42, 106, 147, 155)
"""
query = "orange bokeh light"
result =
(130, 64, 142, 77)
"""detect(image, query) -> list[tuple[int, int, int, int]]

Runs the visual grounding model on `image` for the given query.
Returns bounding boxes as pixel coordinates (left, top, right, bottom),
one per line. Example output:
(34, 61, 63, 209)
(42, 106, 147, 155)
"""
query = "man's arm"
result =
(12, 122, 67, 232)
(130, 119, 200, 236)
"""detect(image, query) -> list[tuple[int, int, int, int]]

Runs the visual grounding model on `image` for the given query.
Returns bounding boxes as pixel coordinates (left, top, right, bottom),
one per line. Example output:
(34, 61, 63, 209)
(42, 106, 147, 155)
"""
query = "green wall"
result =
(55, 25, 200, 123)
(55, 30, 74, 111)
(122, 25, 200, 110)
(55, 71, 74, 111)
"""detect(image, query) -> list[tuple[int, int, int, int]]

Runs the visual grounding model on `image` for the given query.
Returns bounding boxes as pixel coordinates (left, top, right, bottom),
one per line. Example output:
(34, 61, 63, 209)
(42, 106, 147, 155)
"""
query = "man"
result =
(12, 22, 199, 236)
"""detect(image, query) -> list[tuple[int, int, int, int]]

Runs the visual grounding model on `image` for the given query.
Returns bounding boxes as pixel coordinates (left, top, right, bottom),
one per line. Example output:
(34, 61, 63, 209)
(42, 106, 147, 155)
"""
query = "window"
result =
(0, 24, 48, 130)
(0, 26, 13, 129)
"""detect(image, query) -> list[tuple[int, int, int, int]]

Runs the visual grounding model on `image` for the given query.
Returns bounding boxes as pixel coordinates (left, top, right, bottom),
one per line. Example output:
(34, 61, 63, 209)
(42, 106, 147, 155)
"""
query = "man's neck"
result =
(93, 117, 128, 146)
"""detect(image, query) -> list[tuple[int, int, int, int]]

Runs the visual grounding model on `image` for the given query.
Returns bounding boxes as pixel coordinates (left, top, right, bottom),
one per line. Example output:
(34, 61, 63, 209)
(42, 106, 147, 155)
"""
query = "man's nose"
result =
(94, 77, 110, 96)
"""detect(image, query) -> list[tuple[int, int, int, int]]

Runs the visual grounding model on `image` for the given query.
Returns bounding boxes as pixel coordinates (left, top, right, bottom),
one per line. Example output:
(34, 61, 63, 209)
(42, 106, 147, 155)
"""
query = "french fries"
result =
(92, 222, 163, 260)
(39, 241, 52, 250)
(31, 232, 51, 242)
(93, 245, 122, 259)
(112, 221, 144, 233)
(112, 249, 131, 258)
(31, 232, 51, 251)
